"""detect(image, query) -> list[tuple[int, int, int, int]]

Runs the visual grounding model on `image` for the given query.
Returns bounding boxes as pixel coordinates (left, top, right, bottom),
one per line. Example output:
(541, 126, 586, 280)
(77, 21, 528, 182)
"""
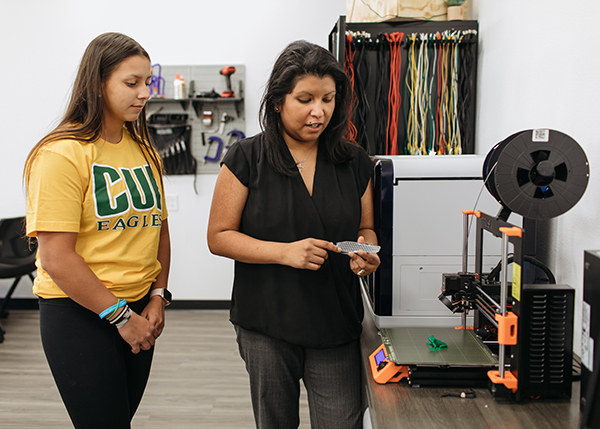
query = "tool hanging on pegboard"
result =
(148, 113, 197, 176)
(149, 64, 165, 98)
(220, 66, 236, 98)
(202, 111, 238, 164)
(203, 129, 245, 164)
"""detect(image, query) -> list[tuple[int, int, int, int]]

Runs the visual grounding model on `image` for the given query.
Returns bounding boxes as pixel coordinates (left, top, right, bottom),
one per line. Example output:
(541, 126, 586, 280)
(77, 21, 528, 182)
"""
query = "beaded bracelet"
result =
(99, 298, 127, 320)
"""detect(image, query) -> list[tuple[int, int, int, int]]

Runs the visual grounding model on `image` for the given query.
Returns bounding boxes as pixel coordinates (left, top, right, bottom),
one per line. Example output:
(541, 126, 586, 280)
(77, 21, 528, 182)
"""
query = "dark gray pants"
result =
(235, 325, 362, 429)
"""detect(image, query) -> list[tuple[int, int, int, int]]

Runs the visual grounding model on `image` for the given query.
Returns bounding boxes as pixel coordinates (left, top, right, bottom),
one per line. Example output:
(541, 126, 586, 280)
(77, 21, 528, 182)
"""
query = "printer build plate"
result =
(380, 327, 498, 367)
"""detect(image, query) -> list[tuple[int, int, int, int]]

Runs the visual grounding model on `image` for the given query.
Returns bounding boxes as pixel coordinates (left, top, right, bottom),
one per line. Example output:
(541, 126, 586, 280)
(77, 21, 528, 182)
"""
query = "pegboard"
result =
(146, 64, 246, 175)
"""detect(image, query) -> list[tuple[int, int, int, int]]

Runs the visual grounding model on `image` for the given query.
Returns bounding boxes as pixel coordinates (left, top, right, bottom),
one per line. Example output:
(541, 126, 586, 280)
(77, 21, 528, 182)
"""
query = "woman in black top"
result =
(208, 40, 380, 429)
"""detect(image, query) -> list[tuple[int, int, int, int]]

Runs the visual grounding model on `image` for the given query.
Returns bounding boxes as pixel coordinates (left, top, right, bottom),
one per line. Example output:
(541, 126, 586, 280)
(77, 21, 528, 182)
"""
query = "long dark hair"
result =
(24, 32, 162, 186)
(259, 40, 354, 175)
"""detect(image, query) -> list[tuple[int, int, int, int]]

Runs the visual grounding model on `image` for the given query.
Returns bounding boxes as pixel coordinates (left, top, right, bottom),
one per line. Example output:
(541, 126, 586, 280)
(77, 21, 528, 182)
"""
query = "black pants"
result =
(39, 296, 154, 429)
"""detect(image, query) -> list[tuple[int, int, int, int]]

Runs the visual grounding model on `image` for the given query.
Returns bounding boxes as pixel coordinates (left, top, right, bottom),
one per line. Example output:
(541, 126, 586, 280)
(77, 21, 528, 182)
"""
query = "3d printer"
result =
(370, 129, 589, 401)
(438, 129, 589, 400)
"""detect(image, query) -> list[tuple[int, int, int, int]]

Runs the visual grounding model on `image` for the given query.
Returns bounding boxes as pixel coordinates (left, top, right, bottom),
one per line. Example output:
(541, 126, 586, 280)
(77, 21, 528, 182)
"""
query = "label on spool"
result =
(484, 129, 589, 219)
(532, 129, 550, 142)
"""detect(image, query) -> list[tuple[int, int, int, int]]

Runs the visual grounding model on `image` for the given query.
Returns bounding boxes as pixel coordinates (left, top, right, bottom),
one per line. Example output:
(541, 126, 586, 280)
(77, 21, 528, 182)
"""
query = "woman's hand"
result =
(117, 312, 159, 354)
(141, 296, 166, 339)
(348, 235, 381, 277)
(284, 238, 340, 271)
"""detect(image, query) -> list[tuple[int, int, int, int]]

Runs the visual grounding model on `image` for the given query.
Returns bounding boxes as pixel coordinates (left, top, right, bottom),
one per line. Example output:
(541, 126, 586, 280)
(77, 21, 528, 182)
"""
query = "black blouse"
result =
(222, 133, 375, 348)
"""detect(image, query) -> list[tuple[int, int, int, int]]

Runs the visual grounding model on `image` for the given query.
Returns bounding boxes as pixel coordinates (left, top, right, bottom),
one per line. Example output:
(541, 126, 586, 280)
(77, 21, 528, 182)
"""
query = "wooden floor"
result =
(0, 310, 311, 428)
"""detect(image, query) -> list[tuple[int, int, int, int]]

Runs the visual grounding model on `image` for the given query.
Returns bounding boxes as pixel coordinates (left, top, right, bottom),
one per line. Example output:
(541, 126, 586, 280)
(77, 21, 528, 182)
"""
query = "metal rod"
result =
(475, 301, 499, 327)
(499, 344, 506, 377)
(501, 233, 508, 316)
(475, 297, 497, 319)
(475, 286, 501, 310)
(460, 213, 471, 330)
(499, 232, 509, 378)
(462, 212, 469, 272)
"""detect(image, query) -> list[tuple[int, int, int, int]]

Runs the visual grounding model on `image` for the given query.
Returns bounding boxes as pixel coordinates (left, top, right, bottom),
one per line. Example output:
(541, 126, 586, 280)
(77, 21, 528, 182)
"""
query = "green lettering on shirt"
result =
(97, 220, 110, 231)
(92, 163, 162, 227)
(126, 216, 140, 228)
(93, 164, 129, 217)
(145, 165, 162, 211)
(112, 217, 126, 231)
(121, 167, 155, 211)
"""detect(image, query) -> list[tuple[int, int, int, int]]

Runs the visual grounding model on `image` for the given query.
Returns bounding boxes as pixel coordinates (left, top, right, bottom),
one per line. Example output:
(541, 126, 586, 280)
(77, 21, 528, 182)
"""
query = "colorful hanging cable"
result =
(345, 33, 358, 143)
(385, 32, 404, 155)
(344, 27, 477, 157)
(350, 32, 373, 152)
(374, 34, 390, 155)
(436, 32, 448, 154)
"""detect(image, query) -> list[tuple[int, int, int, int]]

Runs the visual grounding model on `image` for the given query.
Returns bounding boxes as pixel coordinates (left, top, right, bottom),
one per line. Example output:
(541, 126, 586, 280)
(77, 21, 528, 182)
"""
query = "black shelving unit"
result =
(329, 16, 479, 156)
(148, 97, 244, 119)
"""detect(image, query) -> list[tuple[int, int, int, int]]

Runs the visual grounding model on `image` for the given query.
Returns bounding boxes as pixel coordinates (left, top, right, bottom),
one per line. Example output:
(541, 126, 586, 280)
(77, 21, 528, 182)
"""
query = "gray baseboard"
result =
(168, 300, 230, 310)
(2, 298, 39, 310)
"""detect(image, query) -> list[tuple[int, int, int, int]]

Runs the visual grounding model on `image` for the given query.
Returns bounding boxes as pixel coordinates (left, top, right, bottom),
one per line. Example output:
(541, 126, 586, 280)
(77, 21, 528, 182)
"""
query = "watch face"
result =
(163, 288, 172, 303)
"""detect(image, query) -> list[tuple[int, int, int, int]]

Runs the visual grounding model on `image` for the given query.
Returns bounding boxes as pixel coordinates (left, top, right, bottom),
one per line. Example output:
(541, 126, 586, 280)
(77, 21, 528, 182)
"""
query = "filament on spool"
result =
(483, 129, 589, 219)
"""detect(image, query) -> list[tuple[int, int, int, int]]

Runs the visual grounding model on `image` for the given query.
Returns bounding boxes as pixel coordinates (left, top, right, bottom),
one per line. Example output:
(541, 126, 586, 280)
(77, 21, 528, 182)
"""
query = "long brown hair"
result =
(23, 32, 163, 186)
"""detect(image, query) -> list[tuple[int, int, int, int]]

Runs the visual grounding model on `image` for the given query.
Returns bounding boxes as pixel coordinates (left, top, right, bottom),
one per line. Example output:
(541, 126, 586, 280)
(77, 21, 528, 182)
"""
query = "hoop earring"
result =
(274, 107, 280, 112)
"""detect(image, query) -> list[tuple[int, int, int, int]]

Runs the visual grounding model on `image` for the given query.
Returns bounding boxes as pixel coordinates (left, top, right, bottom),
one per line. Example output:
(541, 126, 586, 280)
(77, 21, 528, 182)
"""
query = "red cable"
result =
(345, 34, 358, 143)
(385, 32, 404, 155)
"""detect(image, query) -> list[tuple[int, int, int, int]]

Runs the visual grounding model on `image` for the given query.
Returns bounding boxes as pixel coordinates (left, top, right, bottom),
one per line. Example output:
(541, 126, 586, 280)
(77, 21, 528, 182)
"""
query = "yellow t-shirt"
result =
(26, 130, 168, 301)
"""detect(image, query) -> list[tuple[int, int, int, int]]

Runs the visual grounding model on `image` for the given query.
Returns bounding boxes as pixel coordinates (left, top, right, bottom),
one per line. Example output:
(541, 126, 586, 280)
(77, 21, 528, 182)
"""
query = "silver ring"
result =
(357, 269, 365, 276)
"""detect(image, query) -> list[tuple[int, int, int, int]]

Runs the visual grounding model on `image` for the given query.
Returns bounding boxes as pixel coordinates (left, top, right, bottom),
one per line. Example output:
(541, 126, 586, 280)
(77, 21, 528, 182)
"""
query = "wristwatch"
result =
(150, 288, 172, 306)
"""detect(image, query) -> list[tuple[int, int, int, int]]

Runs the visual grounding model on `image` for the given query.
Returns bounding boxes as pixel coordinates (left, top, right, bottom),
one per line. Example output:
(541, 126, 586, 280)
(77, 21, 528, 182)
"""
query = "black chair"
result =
(0, 216, 37, 343)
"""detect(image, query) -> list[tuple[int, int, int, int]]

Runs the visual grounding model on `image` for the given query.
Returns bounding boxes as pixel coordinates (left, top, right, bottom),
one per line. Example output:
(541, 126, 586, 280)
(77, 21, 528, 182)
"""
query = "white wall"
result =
(0, 0, 345, 300)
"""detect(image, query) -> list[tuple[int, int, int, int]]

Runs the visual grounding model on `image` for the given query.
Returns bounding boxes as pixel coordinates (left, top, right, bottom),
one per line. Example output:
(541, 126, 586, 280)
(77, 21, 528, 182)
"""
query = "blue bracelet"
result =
(99, 298, 127, 319)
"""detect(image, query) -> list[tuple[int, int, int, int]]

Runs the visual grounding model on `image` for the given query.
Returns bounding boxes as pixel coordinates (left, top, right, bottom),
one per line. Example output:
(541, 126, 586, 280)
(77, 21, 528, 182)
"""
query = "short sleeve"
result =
(26, 149, 84, 236)
(221, 140, 251, 187)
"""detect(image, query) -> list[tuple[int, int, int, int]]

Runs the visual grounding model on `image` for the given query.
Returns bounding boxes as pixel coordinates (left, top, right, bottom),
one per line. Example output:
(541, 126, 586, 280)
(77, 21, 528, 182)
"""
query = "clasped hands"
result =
(119, 298, 166, 354)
